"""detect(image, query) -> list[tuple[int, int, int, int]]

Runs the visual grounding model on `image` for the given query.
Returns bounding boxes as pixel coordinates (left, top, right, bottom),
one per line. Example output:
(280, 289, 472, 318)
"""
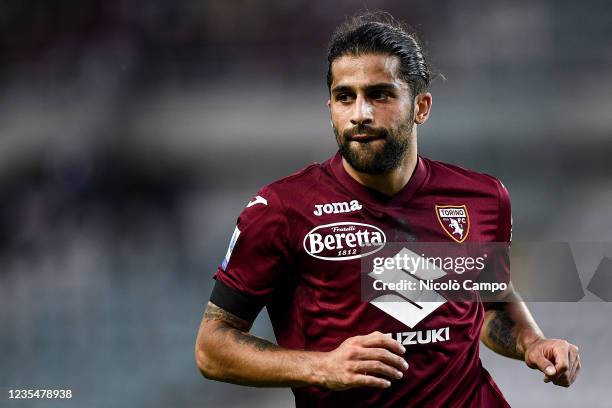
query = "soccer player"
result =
(195, 13, 581, 407)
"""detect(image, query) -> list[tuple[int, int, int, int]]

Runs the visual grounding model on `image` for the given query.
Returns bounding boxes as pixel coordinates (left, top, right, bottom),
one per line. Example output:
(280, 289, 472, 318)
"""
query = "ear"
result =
(413, 92, 432, 125)
(327, 98, 331, 111)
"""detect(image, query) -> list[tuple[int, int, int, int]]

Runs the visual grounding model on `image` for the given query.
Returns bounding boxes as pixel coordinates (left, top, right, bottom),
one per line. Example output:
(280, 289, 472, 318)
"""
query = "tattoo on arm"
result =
(204, 302, 251, 331)
(204, 302, 280, 352)
(230, 330, 280, 351)
(487, 309, 518, 356)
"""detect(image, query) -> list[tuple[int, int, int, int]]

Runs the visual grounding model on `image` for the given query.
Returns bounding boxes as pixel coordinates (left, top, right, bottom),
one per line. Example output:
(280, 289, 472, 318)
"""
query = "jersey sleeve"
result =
(495, 180, 512, 244)
(210, 186, 292, 322)
(480, 179, 512, 301)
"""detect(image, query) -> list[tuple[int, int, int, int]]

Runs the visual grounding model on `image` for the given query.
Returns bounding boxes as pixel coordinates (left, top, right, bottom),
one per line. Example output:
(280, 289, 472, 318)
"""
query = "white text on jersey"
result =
(388, 327, 450, 346)
(313, 200, 362, 216)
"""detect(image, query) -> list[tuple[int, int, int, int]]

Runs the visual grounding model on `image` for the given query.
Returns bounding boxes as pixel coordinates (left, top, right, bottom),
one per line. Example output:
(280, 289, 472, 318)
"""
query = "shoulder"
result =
(236, 161, 328, 222)
(266, 161, 328, 190)
(422, 157, 512, 240)
(421, 156, 509, 200)
(255, 161, 329, 203)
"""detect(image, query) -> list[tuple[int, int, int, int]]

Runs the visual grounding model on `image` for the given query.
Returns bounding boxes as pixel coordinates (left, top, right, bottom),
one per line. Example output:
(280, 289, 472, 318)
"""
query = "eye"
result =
(370, 90, 390, 101)
(335, 93, 354, 103)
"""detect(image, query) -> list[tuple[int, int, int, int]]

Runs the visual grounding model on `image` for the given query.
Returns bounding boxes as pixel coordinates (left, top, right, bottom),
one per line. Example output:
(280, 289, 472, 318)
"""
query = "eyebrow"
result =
(331, 82, 401, 95)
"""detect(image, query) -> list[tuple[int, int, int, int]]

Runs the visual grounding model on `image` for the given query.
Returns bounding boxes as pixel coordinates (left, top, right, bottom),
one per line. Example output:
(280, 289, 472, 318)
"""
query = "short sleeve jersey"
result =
(212, 151, 512, 408)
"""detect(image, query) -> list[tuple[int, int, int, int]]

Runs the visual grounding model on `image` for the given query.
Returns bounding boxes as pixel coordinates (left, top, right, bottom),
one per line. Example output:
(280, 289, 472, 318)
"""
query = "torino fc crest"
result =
(435, 205, 470, 243)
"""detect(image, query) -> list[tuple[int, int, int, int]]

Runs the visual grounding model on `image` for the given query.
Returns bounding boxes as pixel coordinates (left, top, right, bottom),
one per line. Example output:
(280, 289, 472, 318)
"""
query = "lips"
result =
(348, 133, 384, 142)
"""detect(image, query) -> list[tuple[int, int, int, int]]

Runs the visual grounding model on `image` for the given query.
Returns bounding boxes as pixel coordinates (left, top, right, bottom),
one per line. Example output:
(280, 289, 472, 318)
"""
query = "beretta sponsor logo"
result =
(303, 222, 386, 261)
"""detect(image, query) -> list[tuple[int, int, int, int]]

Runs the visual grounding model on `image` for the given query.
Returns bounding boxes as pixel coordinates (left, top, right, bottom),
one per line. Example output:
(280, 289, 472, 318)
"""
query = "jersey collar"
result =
(328, 150, 429, 207)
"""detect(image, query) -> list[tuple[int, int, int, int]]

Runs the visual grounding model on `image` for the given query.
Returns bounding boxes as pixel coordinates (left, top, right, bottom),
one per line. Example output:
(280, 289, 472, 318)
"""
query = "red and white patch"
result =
(435, 205, 470, 243)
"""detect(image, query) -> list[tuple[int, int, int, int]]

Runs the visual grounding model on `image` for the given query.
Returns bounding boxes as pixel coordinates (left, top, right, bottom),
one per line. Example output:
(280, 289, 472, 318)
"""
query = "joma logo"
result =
(313, 200, 362, 216)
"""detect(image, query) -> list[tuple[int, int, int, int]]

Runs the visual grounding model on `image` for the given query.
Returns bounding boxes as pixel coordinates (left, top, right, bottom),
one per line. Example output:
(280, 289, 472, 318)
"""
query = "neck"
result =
(341, 148, 418, 198)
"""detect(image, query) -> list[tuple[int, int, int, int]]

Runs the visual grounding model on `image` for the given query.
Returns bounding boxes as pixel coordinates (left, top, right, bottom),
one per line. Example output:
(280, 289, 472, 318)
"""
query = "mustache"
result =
(343, 125, 389, 139)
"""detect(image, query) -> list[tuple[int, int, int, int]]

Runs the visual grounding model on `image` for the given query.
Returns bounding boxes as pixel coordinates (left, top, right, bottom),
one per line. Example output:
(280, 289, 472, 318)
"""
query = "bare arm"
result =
(480, 286, 544, 360)
(480, 285, 581, 387)
(195, 301, 321, 387)
(195, 301, 409, 389)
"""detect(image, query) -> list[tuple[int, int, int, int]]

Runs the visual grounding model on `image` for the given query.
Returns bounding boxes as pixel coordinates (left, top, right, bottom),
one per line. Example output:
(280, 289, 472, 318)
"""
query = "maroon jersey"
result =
(212, 151, 512, 407)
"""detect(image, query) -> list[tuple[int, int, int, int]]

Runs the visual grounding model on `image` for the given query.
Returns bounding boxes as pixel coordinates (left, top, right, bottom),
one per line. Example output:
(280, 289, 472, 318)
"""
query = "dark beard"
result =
(334, 116, 414, 175)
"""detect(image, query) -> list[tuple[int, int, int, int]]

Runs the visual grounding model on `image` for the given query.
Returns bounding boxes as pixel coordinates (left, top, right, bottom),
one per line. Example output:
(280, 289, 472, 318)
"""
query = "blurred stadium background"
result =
(1, 1, 611, 407)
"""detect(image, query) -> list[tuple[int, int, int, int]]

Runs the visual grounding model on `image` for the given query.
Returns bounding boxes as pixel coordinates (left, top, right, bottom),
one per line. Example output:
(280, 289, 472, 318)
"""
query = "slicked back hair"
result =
(326, 12, 432, 98)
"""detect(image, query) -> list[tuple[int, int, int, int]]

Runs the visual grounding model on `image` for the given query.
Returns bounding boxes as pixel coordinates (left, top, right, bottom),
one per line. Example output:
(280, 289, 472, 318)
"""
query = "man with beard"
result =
(195, 12, 580, 407)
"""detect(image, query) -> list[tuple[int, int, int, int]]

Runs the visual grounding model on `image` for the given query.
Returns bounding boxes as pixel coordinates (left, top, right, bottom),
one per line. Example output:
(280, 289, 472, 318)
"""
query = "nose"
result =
(350, 96, 373, 126)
